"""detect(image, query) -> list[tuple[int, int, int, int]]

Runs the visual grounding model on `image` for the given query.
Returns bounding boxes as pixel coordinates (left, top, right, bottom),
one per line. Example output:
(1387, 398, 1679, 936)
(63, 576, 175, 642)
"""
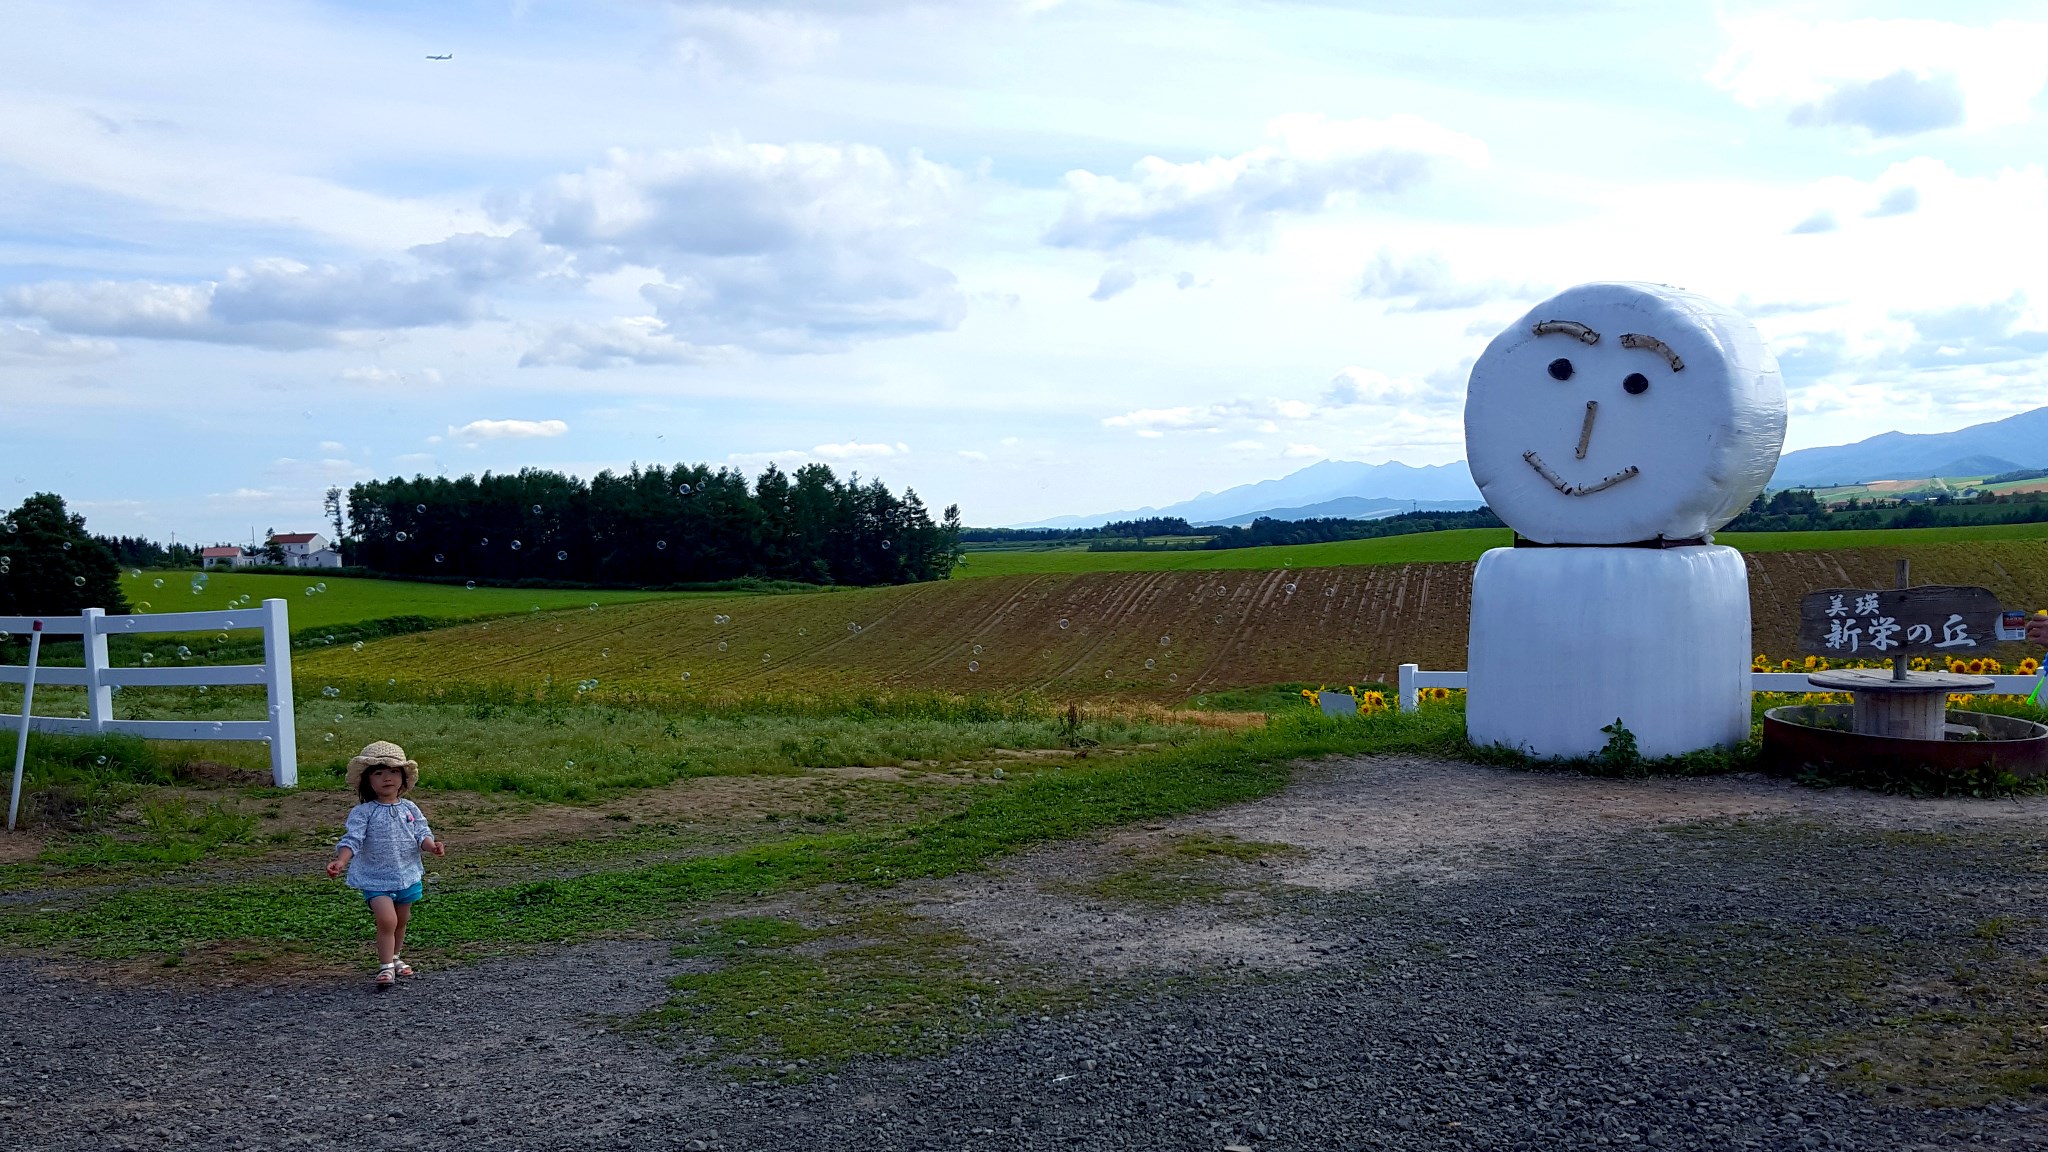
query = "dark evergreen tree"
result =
(0, 493, 130, 617)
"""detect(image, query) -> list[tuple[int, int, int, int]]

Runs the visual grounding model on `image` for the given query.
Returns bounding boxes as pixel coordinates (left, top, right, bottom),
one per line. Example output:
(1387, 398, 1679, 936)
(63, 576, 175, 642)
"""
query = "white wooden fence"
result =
(1, 599, 298, 786)
(1395, 664, 2044, 712)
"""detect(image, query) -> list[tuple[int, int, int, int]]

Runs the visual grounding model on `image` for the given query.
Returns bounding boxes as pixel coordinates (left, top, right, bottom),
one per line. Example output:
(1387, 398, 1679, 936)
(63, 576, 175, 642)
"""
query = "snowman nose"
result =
(1575, 400, 1598, 460)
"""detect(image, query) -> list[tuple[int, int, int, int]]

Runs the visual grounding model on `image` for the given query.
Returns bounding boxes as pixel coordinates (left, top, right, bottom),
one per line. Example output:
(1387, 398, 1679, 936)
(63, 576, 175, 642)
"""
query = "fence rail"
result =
(1395, 665, 2045, 713)
(1, 601, 298, 786)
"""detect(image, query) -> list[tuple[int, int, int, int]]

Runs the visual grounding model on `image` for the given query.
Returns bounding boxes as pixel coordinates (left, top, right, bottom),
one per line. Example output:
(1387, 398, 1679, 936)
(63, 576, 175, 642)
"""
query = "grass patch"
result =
(1072, 830, 1303, 907)
(0, 705, 1469, 960)
(642, 908, 1078, 1075)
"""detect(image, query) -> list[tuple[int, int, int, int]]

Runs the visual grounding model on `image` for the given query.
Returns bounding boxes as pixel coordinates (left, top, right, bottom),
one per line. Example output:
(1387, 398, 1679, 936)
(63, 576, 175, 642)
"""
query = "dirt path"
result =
(8, 757, 2048, 1151)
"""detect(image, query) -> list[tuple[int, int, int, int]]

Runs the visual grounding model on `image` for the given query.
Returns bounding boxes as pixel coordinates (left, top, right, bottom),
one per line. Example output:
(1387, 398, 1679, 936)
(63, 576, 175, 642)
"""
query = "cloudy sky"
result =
(4, 0, 2046, 543)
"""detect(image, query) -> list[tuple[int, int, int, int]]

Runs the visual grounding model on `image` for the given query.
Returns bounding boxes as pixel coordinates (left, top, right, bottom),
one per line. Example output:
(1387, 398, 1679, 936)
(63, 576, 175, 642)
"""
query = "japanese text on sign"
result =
(1796, 585, 2003, 657)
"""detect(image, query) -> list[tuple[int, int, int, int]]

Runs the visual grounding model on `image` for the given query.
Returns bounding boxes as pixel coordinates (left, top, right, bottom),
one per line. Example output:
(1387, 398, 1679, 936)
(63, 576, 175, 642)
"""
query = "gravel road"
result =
(7, 756, 2046, 1151)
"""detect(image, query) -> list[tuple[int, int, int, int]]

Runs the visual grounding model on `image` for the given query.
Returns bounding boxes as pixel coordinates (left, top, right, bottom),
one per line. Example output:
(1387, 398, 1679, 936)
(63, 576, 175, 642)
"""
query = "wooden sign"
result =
(1797, 585, 2001, 656)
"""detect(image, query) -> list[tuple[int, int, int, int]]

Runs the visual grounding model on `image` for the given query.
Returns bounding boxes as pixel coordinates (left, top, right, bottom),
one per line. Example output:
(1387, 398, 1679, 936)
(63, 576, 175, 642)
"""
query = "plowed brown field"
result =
(304, 539, 2048, 701)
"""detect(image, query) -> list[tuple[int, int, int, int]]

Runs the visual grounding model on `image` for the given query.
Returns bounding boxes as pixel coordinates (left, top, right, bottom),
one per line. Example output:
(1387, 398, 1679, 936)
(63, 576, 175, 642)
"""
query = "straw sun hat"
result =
(345, 740, 419, 791)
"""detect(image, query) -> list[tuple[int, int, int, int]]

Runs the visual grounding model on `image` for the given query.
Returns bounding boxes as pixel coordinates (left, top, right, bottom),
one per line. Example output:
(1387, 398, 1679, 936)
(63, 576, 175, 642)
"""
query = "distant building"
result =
(267, 532, 343, 569)
(200, 546, 253, 570)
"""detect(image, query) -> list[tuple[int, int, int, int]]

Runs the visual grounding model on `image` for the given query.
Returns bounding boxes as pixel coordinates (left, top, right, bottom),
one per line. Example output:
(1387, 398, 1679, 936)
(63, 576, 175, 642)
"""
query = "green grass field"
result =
(956, 520, 2048, 575)
(117, 569, 699, 631)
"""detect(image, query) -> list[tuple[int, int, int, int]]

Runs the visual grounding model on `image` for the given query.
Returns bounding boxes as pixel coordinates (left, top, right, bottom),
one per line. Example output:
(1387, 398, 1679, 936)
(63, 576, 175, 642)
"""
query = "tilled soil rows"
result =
(8, 756, 2047, 1151)
(302, 540, 2048, 702)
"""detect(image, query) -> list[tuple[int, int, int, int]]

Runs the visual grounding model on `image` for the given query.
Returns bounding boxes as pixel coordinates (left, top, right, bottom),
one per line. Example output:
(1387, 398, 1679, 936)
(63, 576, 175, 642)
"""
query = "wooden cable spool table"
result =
(1803, 668, 1995, 742)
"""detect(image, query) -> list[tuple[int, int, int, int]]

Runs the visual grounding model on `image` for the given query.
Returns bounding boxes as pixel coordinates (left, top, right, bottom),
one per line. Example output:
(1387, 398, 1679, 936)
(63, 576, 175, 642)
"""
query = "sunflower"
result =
(1360, 690, 1389, 711)
(2021, 658, 2040, 676)
(1966, 658, 1986, 675)
(1781, 659, 1797, 670)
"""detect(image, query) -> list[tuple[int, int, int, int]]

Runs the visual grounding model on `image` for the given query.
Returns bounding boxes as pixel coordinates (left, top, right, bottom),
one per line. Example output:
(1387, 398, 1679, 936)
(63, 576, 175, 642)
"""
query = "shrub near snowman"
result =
(1463, 282, 1786, 759)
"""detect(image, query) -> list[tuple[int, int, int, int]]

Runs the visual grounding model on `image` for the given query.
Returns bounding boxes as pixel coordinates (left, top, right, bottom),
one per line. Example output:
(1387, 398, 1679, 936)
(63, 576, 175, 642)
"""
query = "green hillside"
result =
(118, 570, 699, 632)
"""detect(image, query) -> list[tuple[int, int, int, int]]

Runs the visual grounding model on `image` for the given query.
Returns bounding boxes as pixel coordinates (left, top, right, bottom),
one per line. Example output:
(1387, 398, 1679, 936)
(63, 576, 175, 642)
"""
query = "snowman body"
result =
(1463, 283, 1784, 759)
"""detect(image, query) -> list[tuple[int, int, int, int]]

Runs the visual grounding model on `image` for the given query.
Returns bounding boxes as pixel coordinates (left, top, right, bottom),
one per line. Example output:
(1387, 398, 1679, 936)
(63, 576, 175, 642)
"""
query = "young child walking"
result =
(327, 740, 446, 989)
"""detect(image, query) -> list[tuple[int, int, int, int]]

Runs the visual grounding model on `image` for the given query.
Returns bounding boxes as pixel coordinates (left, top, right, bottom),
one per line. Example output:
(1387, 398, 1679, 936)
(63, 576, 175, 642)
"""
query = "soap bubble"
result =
(797, 628, 808, 637)
(434, 553, 445, 564)
(1159, 635, 1171, 647)
(129, 569, 141, 578)
(72, 576, 85, 587)
(848, 622, 862, 634)
(510, 540, 522, 551)
(588, 603, 598, 612)
(677, 483, 692, 495)
(198, 685, 209, 695)
(217, 632, 228, 643)
(761, 653, 771, 663)
(531, 504, 542, 515)
(415, 504, 426, 514)
(880, 539, 891, 550)
(395, 532, 408, 542)
(968, 660, 980, 672)
(304, 587, 316, 596)
(717, 640, 728, 651)
(1325, 586, 1336, 597)
(153, 578, 164, 588)
(656, 539, 668, 550)
(321, 685, 339, 698)
(565, 760, 575, 769)
(1284, 583, 1297, 595)
(324, 634, 335, 644)
(316, 583, 327, 592)
(1168, 673, 1179, 682)
(465, 580, 476, 590)
(352, 641, 364, 652)
(556, 550, 568, 561)
(61, 542, 71, 551)
(1058, 619, 1070, 630)
(387, 678, 396, 686)
(1214, 615, 1223, 624)
(95, 755, 108, 766)
(601, 648, 611, 658)
(140, 652, 153, 664)
(1145, 659, 1155, 670)
(324, 733, 335, 743)
(681, 671, 691, 681)
(714, 614, 730, 624)
(176, 645, 191, 659)
(138, 601, 151, 611)
(480, 537, 490, 546)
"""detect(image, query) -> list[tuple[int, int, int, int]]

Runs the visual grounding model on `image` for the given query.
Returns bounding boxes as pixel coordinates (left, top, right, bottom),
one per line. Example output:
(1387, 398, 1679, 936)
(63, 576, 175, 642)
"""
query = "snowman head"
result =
(1464, 282, 1785, 545)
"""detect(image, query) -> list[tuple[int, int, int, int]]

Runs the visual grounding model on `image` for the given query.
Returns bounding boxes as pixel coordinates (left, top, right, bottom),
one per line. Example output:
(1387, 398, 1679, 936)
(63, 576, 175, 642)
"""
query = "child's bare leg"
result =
(370, 896, 400, 965)
(393, 901, 413, 957)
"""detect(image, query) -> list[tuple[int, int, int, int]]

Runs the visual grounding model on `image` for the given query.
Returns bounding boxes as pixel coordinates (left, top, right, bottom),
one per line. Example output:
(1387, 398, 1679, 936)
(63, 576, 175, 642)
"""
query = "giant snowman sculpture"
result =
(1464, 282, 1787, 759)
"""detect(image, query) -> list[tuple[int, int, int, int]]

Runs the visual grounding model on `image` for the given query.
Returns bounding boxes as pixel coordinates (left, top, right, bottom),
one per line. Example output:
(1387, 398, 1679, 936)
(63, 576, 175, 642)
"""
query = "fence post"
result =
(261, 598, 297, 788)
(1398, 663, 1419, 713)
(80, 608, 112, 734)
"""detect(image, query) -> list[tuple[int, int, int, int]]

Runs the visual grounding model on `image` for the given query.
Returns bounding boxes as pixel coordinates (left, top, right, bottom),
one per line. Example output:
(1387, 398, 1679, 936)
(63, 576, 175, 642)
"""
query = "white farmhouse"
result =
(267, 532, 344, 569)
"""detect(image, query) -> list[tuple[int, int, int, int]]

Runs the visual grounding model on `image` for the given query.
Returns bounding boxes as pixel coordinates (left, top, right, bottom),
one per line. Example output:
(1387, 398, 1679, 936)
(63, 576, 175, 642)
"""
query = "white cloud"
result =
(1712, 17, 2048, 134)
(957, 449, 989, 461)
(1868, 185, 1920, 217)
(318, 440, 346, 454)
(1090, 265, 1137, 301)
(669, 5, 839, 73)
(1789, 208, 1840, 234)
(519, 317, 715, 369)
(1102, 397, 1318, 437)
(1282, 443, 1323, 459)
(814, 440, 909, 460)
(338, 365, 443, 385)
(0, 322, 117, 363)
(4, 258, 487, 348)
(448, 418, 569, 440)
(1322, 366, 1446, 409)
(1043, 113, 1486, 249)
(512, 140, 967, 356)
(1356, 249, 1538, 312)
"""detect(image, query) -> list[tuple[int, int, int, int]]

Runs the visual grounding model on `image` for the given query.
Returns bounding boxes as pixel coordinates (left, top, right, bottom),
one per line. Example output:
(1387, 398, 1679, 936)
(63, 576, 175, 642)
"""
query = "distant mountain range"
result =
(1012, 405, 2048, 529)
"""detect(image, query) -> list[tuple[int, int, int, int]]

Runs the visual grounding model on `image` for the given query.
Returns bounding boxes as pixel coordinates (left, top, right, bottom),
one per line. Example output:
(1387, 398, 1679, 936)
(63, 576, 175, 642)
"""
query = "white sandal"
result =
(392, 957, 414, 978)
(376, 962, 398, 989)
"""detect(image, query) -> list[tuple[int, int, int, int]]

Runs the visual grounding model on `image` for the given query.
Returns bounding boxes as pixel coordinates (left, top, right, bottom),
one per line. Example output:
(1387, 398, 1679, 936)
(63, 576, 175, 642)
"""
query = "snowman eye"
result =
(1547, 358, 1574, 381)
(1623, 372, 1650, 395)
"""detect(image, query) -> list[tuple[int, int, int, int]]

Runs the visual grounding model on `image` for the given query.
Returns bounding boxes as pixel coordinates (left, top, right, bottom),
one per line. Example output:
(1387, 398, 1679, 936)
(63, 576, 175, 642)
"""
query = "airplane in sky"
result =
(426, 53, 452, 60)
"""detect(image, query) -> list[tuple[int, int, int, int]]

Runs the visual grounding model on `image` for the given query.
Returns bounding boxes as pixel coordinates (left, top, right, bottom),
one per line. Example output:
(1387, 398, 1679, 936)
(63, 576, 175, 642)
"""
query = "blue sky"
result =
(3, 0, 2046, 543)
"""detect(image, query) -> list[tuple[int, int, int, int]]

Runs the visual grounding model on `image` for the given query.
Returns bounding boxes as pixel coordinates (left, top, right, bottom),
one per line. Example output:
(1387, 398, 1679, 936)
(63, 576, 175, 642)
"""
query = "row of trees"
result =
(347, 463, 962, 586)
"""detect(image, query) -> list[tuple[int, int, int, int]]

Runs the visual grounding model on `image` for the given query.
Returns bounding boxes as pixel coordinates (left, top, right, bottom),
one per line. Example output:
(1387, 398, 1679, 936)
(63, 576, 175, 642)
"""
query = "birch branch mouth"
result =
(1523, 450, 1640, 496)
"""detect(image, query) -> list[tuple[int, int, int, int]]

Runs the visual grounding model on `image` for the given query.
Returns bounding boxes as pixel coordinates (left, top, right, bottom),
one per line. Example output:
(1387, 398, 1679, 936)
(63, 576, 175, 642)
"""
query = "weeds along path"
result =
(299, 538, 2048, 701)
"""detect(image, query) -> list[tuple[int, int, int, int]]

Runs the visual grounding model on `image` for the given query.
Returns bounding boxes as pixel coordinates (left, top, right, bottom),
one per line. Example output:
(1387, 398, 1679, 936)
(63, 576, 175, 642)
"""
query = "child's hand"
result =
(326, 857, 345, 879)
(425, 838, 447, 858)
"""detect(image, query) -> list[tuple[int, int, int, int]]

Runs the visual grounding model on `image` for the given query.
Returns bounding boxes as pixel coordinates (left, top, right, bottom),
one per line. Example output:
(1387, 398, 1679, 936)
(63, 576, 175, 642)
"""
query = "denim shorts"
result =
(361, 881, 424, 906)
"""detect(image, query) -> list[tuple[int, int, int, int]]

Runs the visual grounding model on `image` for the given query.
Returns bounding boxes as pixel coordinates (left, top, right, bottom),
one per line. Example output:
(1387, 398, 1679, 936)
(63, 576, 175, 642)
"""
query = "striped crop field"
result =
(300, 537, 2048, 703)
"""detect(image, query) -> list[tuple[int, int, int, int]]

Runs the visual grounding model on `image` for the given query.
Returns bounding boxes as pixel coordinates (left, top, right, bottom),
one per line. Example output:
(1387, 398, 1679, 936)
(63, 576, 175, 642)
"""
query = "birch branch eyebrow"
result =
(1531, 320, 1600, 344)
(1618, 332, 1684, 372)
